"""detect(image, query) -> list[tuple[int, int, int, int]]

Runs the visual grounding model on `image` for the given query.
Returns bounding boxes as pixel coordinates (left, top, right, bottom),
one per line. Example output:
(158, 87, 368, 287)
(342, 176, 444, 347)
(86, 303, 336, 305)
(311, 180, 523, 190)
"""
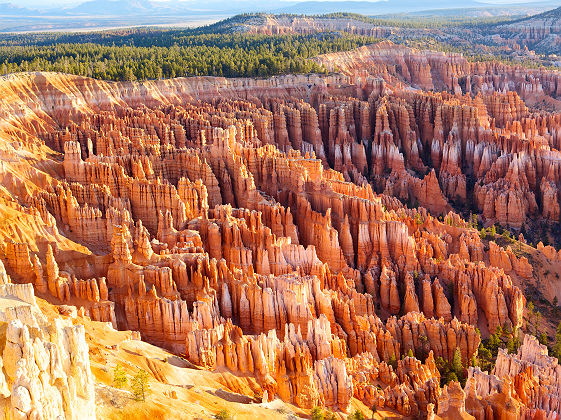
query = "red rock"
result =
(0, 66, 551, 417)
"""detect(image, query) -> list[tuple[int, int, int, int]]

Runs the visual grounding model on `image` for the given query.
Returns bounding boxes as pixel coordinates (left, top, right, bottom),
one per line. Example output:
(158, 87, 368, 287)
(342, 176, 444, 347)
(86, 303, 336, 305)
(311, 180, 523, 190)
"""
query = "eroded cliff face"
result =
(0, 47, 559, 417)
(238, 15, 391, 37)
(0, 263, 95, 420)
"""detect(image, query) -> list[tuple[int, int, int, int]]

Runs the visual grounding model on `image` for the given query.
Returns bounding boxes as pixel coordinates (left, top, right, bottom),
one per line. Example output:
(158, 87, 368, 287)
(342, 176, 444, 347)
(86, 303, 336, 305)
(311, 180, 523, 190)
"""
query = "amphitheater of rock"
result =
(0, 41, 561, 418)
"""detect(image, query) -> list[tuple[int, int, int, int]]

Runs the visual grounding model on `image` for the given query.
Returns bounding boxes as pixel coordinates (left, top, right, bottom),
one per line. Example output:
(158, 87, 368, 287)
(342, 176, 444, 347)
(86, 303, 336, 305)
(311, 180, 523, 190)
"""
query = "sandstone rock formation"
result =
(0, 280, 96, 420)
(0, 43, 561, 416)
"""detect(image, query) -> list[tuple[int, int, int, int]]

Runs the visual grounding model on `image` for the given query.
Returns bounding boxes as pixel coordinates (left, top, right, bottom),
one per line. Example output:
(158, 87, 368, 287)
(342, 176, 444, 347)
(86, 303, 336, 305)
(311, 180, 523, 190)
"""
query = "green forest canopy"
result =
(0, 30, 380, 81)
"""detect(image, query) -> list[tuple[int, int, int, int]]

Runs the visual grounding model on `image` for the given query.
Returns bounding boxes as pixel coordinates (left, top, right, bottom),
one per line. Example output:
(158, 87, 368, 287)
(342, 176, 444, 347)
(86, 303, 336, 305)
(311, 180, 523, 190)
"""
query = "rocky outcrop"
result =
(351, 352, 441, 417)
(489, 241, 532, 279)
(433, 381, 475, 420)
(186, 319, 352, 410)
(31, 245, 116, 326)
(0, 283, 96, 420)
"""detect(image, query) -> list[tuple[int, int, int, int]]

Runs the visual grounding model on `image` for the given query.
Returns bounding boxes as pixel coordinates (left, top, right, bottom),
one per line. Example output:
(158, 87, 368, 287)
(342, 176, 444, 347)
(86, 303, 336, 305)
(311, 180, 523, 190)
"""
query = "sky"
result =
(13, 0, 555, 6)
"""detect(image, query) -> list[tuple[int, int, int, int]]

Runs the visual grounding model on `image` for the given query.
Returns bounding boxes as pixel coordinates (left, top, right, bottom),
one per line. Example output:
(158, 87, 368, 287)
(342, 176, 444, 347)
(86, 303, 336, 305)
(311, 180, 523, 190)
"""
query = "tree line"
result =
(0, 32, 380, 81)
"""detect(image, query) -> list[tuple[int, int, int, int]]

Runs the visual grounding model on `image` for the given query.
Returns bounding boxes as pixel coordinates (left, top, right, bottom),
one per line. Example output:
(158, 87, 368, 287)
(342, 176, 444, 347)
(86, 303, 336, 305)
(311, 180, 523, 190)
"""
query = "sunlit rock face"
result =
(0, 269, 96, 420)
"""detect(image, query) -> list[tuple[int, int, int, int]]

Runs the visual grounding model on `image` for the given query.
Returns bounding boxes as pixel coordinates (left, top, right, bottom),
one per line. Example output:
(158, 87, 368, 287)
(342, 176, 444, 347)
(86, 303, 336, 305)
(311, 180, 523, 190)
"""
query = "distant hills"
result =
(0, 2, 40, 16)
(272, 0, 487, 15)
(508, 3, 561, 22)
(65, 0, 156, 16)
(0, 0, 560, 32)
(2, 0, 561, 17)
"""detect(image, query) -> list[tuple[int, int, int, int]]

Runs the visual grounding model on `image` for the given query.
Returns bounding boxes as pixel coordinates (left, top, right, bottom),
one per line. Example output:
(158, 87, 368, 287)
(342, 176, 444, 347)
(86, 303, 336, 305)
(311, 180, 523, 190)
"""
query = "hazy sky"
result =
(14, 0, 555, 6)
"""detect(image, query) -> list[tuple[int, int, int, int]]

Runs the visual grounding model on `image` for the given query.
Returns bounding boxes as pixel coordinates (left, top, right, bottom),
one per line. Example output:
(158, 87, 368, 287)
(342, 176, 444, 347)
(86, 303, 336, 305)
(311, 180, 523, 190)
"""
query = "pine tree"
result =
(535, 311, 542, 335)
(553, 321, 561, 363)
(112, 364, 127, 389)
(451, 348, 463, 374)
(506, 335, 517, 354)
(477, 343, 493, 372)
(447, 371, 459, 383)
(451, 347, 465, 386)
(527, 302, 535, 331)
(472, 214, 479, 229)
(130, 369, 151, 402)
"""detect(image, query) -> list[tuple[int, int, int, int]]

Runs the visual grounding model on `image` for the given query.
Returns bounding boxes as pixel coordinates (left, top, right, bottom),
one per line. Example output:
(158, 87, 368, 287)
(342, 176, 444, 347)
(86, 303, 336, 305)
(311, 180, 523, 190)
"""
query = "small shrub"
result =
(325, 411, 337, 420)
(311, 407, 325, 420)
(214, 410, 233, 420)
(388, 354, 397, 370)
(348, 410, 366, 420)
